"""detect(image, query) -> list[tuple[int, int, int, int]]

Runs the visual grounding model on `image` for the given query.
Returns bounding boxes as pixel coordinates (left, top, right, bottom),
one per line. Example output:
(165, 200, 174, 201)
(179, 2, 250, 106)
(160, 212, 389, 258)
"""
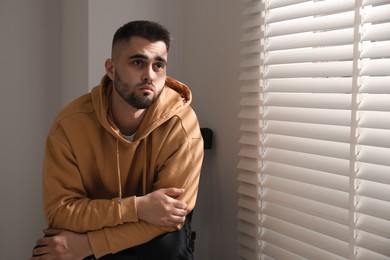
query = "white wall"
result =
(182, 1, 242, 259)
(60, 0, 89, 106)
(0, 0, 61, 259)
(0, 1, 241, 259)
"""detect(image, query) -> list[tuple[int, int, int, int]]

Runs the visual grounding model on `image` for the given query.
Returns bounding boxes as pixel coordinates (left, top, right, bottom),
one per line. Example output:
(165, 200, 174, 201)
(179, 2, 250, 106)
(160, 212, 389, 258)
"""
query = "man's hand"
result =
(136, 187, 188, 227)
(31, 228, 93, 260)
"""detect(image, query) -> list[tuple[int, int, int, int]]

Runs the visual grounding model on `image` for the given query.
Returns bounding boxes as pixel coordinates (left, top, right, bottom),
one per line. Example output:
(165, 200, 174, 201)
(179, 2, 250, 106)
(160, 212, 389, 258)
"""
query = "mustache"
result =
(136, 81, 154, 88)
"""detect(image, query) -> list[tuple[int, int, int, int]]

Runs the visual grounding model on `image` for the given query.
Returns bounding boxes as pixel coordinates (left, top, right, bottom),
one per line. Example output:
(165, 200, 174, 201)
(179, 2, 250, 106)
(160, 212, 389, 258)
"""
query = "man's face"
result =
(108, 36, 168, 109)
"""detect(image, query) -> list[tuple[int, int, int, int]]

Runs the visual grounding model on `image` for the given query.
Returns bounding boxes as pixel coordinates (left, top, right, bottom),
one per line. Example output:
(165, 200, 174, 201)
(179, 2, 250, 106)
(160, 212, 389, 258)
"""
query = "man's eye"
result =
(154, 63, 165, 70)
(132, 60, 143, 66)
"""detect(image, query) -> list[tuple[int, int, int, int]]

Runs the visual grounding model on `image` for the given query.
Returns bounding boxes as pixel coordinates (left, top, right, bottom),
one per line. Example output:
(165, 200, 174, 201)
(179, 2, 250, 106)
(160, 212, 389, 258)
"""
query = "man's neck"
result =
(110, 90, 146, 136)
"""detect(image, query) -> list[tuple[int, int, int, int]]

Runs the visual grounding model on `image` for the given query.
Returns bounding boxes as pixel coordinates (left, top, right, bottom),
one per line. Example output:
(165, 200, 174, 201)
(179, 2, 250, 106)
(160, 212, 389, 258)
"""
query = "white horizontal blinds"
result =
(261, 0, 355, 259)
(355, 1, 390, 259)
(238, 1, 390, 259)
(237, 0, 263, 259)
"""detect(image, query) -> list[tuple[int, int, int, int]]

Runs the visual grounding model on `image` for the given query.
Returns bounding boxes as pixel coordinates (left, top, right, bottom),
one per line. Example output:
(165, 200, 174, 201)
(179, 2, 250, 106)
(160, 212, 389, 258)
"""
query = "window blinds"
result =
(237, 0, 390, 259)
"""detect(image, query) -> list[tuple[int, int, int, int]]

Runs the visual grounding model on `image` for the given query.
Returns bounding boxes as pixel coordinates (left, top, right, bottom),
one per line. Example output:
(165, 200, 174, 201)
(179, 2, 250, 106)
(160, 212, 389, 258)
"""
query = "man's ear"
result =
(105, 59, 115, 80)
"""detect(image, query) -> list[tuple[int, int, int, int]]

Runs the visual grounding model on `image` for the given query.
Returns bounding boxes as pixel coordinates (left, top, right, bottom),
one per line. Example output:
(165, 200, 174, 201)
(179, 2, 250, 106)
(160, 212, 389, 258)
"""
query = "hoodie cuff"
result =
(87, 229, 111, 259)
(120, 196, 139, 223)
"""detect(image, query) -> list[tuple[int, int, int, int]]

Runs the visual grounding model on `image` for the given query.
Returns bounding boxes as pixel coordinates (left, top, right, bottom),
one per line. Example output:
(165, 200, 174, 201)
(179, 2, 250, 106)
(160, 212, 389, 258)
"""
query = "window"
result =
(237, 0, 390, 259)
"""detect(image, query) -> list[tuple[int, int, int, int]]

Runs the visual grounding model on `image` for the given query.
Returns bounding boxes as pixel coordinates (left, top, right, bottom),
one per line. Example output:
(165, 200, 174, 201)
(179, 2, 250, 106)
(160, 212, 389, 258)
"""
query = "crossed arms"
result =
(31, 124, 203, 259)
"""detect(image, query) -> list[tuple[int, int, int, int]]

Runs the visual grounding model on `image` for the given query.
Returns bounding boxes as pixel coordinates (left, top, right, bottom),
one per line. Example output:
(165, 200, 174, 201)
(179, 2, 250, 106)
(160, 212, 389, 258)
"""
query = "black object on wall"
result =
(200, 128, 213, 150)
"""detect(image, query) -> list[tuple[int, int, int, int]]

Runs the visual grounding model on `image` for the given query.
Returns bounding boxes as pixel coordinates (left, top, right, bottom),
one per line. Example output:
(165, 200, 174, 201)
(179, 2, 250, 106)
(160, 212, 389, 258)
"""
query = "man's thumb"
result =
(43, 228, 61, 237)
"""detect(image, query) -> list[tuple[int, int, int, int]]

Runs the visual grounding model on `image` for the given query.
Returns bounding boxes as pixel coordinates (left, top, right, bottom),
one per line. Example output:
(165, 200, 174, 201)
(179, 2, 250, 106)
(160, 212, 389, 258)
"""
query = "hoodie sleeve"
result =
(42, 131, 139, 232)
(87, 128, 204, 258)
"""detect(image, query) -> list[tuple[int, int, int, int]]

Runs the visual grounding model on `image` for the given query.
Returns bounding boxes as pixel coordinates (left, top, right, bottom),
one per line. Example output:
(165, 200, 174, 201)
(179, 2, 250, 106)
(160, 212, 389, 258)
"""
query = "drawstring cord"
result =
(116, 138, 122, 205)
(143, 144, 147, 194)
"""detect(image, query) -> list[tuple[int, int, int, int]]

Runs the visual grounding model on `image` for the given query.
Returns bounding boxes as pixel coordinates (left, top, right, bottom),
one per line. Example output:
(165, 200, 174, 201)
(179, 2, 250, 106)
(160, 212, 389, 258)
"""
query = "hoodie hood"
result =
(91, 74, 192, 142)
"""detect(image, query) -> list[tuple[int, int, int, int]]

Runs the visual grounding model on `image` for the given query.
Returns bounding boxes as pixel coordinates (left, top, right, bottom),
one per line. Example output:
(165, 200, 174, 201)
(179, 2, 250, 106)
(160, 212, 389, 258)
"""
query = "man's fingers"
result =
(162, 187, 185, 198)
(168, 215, 186, 226)
(173, 200, 187, 210)
(32, 245, 48, 257)
(173, 208, 187, 217)
(160, 188, 188, 210)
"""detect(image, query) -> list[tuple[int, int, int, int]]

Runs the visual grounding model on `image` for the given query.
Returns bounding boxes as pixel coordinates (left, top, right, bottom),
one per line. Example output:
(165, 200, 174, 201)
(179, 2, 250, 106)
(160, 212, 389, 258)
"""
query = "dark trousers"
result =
(87, 212, 195, 260)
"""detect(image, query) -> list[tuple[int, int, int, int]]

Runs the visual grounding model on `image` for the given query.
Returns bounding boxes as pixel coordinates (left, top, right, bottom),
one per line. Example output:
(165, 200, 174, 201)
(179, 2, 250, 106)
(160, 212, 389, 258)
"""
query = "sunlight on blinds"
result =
(237, 1, 263, 259)
(237, 0, 390, 259)
(355, 1, 390, 258)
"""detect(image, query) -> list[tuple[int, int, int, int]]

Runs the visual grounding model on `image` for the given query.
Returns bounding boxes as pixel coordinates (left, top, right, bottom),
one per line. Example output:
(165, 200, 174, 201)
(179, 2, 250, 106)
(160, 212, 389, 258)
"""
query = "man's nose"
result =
(142, 65, 155, 82)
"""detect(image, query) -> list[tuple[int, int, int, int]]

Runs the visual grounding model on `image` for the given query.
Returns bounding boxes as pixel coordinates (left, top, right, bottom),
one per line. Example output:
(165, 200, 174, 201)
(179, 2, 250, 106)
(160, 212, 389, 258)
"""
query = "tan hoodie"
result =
(42, 75, 204, 258)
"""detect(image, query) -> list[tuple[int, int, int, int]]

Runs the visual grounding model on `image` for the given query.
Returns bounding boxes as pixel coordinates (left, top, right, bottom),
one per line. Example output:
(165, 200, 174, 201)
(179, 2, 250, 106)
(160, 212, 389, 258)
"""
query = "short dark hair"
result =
(112, 20, 171, 53)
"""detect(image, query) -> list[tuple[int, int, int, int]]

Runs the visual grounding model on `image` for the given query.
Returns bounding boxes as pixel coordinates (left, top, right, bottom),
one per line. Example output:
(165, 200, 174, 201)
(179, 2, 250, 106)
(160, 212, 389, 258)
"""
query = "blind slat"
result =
(266, 0, 308, 10)
(237, 208, 260, 225)
(263, 161, 349, 192)
(241, 29, 262, 42)
(361, 42, 390, 59)
(265, 93, 351, 109)
(238, 182, 260, 198)
(356, 230, 390, 257)
(263, 175, 349, 208)
(359, 111, 390, 130)
(263, 189, 349, 226)
(266, 12, 354, 37)
(240, 95, 261, 106)
(356, 196, 390, 220)
(358, 146, 390, 166)
(265, 121, 351, 143)
(262, 242, 303, 260)
(356, 247, 390, 260)
(266, 61, 353, 78)
(240, 120, 261, 133)
(364, 0, 390, 5)
(360, 59, 390, 76)
(360, 76, 390, 94)
(239, 108, 261, 120)
(237, 233, 259, 258)
(267, 29, 354, 51)
(358, 162, 390, 185)
(238, 157, 260, 172)
(267, 45, 353, 64)
(356, 214, 390, 239)
(262, 229, 345, 259)
(238, 221, 259, 238)
(358, 128, 390, 148)
(241, 41, 261, 54)
(240, 57, 260, 68)
(267, 0, 354, 23)
(266, 78, 352, 93)
(263, 202, 349, 241)
(239, 132, 261, 145)
(265, 107, 351, 127)
(262, 216, 348, 258)
(264, 134, 350, 159)
(362, 22, 390, 41)
(362, 3, 390, 24)
(359, 94, 390, 112)
(358, 179, 390, 202)
(239, 146, 260, 159)
(242, 2, 261, 16)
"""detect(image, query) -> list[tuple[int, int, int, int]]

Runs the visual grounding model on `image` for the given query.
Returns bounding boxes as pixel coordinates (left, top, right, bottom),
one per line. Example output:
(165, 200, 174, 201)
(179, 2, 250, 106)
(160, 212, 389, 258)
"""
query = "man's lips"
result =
(138, 85, 154, 92)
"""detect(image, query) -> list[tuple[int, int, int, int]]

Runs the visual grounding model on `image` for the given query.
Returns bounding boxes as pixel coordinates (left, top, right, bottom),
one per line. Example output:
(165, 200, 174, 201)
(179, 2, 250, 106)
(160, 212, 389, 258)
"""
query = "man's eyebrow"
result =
(129, 54, 167, 64)
(129, 54, 148, 60)
(155, 56, 167, 64)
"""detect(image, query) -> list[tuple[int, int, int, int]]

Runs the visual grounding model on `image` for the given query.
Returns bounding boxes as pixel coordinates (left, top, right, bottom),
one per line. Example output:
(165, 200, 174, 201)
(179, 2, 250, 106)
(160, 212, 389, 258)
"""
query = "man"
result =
(31, 20, 204, 259)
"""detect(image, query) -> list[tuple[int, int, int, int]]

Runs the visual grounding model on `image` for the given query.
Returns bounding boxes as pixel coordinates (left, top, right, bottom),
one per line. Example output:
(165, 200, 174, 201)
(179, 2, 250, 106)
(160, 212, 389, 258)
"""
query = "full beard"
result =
(114, 71, 161, 109)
